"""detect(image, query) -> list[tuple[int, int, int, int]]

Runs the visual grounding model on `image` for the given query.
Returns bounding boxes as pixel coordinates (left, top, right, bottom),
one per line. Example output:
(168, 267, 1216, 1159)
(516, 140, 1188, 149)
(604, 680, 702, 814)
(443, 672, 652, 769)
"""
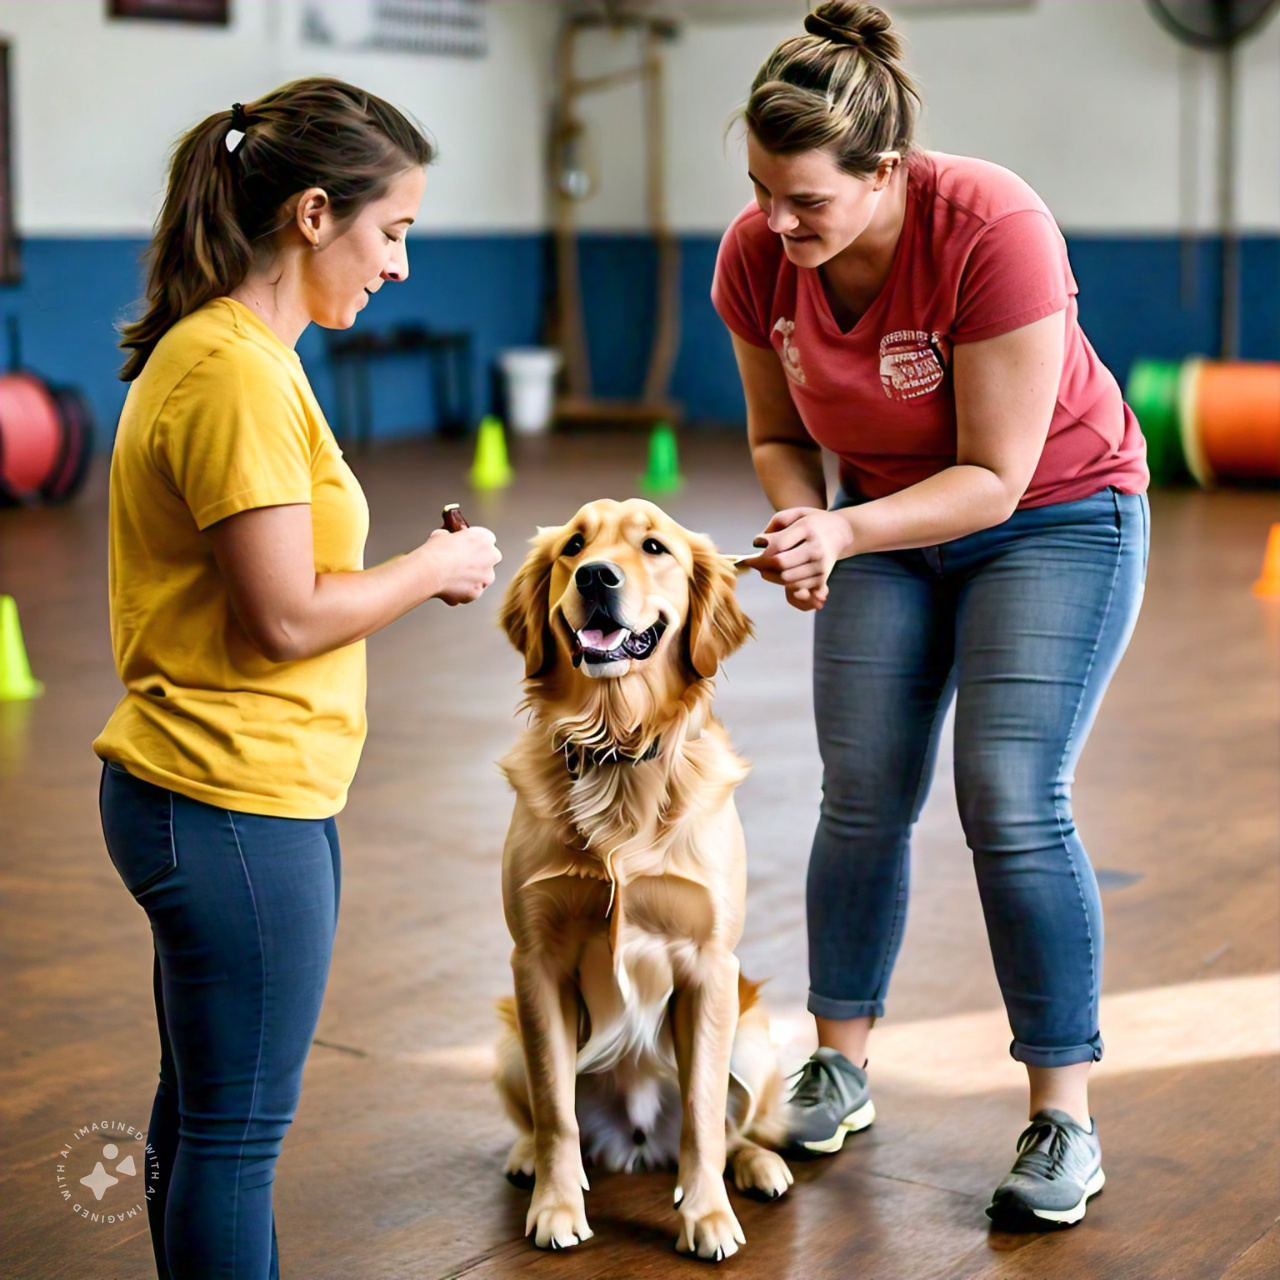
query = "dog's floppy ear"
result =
(500, 528, 561, 679)
(685, 534, 754, 680)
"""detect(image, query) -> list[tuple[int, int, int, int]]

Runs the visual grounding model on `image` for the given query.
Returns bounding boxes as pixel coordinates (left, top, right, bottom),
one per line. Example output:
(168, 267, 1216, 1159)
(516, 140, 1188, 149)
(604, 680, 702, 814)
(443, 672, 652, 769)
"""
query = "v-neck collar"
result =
(806, 156, 923, 340)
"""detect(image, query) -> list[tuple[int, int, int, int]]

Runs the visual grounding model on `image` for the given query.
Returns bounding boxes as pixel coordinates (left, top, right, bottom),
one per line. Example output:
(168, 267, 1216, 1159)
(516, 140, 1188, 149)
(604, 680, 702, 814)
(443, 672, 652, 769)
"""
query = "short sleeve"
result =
(711, 211, 775, 349)
(952, 209, 1075, 345)
(158, 345, 313, 530)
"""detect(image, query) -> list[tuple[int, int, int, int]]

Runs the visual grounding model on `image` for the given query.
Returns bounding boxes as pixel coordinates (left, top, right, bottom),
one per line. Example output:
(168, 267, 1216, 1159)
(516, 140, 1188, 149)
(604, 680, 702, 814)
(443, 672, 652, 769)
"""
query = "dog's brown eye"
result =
(642, 537, 669, 556)
(560, 532, 585, 557)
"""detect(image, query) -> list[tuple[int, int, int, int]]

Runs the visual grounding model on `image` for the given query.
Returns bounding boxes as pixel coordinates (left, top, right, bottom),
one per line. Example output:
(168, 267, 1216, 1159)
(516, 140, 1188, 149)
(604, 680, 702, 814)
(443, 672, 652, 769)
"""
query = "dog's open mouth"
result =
(571, 610, 667, 668)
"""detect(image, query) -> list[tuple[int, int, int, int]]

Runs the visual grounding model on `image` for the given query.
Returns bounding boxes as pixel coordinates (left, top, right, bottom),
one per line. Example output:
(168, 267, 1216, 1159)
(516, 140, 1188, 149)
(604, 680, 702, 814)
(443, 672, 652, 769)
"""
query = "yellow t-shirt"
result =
(93, 297, 370, 819)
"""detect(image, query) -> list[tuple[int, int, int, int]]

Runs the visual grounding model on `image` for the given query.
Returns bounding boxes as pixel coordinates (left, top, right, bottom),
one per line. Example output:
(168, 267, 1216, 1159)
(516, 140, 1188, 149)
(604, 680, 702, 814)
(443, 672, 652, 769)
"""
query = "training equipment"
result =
(0, 371, 94, 505)
(1253, 524, 1280, 600)
(550, 9, 682, 431)
(639, 421, 683, 495)
(1181, 360, 1280, 487)
(469, 416, 514, 491)
(0, 594, 42, 701)
(1128, 356, 1280, 488)
(1126, 359, 1187, 485)
(1179, 359, 1280, 486)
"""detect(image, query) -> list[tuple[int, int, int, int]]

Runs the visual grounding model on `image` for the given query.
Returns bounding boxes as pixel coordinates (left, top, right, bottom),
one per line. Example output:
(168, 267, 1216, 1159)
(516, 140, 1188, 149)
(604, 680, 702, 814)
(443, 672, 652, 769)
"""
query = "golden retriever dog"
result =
(494, 498, 792, 1263)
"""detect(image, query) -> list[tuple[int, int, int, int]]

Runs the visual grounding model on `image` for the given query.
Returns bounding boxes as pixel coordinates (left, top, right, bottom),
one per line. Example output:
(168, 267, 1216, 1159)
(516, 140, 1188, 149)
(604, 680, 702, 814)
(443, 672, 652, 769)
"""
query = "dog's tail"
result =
(496, 993, 519, 1032)
(738, 972, 766, 1015)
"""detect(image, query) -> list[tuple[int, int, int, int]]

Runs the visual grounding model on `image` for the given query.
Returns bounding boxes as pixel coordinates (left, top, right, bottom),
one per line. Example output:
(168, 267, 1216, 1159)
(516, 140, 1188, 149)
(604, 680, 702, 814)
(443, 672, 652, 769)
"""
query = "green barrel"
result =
(1126, 359, 1186, 485)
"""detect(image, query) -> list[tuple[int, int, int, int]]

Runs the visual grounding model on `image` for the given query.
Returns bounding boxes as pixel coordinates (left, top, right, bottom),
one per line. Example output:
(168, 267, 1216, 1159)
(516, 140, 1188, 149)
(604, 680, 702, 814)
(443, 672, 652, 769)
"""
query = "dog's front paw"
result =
(731, 1144, 793, 1201)
(505, 1134, 537, 1188)
(526, 1181, 593, 1251)
(674, 1181, 745, 1262)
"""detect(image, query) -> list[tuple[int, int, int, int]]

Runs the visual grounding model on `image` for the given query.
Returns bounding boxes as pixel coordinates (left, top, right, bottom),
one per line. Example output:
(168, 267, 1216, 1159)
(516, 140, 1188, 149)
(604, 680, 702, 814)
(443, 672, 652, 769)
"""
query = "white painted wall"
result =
(1, 0, 1276, 237)
(0, 0, 558, 235)
(572, 0, 1280, 233)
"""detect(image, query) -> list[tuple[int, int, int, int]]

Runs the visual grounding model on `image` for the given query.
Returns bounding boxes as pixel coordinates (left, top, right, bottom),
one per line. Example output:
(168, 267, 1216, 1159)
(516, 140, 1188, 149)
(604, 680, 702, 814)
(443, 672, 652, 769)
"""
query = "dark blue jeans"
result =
(808, 488, 1148, 1067)
(99, 762, 340, 1280)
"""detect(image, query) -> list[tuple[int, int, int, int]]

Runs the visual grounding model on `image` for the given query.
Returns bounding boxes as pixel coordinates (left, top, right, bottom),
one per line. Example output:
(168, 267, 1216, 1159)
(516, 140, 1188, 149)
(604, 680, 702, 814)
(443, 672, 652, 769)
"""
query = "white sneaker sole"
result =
(1030, 1167, 1106, 1225)
(800, 1098, 877, 1154)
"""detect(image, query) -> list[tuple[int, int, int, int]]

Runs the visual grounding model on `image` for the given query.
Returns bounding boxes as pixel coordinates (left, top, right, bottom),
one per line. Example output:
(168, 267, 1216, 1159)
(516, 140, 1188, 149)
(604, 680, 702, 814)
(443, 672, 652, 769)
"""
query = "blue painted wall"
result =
(0, 235, 547, 448)
(1065, 235, 1280, 377)
(583, 232, 1280, 423)
(1, 232, 1276, 447)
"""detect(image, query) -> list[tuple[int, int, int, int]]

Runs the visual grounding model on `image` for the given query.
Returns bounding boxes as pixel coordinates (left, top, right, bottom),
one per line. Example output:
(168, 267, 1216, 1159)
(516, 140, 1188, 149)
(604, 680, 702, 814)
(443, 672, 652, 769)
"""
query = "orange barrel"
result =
(1181, 359, 1280, 487)
(0, 373, 62, 500)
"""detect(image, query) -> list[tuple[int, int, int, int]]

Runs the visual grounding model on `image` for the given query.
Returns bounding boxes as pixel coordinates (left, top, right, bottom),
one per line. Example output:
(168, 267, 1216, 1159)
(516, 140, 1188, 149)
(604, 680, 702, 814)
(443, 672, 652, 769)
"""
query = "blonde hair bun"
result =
(803, 3, 896, 57)
(742, 1, 918, 177)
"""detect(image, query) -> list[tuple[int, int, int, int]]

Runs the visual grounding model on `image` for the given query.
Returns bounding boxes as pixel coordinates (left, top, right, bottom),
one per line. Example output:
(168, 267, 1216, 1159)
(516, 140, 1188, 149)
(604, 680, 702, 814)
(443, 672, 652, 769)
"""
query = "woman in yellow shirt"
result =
(95, 78, 501, 1280)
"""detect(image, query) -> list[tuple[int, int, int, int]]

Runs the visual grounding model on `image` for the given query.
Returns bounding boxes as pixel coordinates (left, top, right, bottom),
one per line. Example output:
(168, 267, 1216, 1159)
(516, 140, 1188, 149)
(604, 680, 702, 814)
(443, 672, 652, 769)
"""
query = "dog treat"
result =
(441, 503, 469, 532)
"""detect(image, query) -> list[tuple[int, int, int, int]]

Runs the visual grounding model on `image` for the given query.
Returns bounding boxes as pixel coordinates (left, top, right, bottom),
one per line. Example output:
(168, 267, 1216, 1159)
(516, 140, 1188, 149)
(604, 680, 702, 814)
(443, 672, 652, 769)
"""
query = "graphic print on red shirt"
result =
(879, 330, 949, 401)
(711, 151, 1148, 508)
(772, 317, 807, 385)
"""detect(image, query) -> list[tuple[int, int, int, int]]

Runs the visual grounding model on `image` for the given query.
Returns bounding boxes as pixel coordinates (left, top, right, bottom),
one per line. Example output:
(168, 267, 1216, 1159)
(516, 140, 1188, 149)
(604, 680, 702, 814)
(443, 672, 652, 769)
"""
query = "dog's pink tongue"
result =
(580, 628, 624, 652)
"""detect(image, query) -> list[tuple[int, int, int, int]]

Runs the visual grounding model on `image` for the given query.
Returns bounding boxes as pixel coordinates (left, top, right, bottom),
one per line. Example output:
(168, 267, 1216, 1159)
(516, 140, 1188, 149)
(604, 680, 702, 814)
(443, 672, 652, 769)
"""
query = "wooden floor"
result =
(2, 432, 1277, 1279)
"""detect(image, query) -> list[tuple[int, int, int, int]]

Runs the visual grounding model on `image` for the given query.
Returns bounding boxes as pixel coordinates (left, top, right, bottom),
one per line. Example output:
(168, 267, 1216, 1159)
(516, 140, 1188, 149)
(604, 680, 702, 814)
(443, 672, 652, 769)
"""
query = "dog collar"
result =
(562, 739, 660, 779)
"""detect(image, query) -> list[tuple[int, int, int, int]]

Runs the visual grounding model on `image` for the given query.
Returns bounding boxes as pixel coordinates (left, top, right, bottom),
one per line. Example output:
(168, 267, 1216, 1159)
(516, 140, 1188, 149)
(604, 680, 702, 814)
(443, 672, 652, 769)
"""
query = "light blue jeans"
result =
(807, 487, 1149, 1067)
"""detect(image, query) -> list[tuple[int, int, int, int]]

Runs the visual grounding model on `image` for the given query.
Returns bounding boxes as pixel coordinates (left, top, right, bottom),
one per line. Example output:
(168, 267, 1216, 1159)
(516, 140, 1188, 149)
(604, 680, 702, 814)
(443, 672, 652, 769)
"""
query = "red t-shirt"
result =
(711, 151, 1148, 507)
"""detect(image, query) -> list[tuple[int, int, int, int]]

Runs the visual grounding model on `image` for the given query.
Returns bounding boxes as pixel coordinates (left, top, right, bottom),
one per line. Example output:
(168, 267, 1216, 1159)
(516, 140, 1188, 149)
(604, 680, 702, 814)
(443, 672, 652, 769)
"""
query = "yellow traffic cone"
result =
(1252, 523, 1280, 600)
(469, 415, 514, 491)
(0, 595, 43, 700)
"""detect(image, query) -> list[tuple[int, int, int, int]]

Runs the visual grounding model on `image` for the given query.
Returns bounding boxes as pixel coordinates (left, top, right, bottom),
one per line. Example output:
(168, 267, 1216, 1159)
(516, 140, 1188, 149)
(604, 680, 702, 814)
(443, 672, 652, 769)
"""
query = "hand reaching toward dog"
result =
(741, 507, 853, 612)
(422, 518, 501, 606)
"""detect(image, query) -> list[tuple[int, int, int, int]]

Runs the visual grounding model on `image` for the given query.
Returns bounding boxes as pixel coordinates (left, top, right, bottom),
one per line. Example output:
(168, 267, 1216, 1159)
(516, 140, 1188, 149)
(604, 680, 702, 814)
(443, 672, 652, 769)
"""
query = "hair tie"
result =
(803, 13, 866, 47)
(229, 103, 253, 132)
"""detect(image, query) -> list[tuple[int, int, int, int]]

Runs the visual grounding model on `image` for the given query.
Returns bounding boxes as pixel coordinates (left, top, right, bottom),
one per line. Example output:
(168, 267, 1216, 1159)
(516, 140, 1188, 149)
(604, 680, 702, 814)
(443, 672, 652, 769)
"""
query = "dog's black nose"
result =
(574, 560, 624, 596)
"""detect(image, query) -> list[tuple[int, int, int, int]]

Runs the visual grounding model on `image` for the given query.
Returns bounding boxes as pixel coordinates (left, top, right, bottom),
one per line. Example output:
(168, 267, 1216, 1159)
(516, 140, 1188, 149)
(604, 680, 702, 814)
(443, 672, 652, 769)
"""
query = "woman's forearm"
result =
(207, 506, 499, 663)
(831, 313, 1061, 556)
(750, 439, 828, 512)
(838, 463, 1017, 557)
(271, 547, 440, 661)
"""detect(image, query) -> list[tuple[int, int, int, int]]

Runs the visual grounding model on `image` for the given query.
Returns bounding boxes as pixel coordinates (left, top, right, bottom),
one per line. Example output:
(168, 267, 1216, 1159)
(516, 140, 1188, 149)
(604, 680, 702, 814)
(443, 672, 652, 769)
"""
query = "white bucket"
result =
(499, 347, 563, 435)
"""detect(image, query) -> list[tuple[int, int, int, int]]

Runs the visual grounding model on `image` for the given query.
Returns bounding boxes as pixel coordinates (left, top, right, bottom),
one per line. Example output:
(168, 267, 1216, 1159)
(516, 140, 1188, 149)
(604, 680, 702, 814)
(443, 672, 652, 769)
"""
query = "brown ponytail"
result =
(119, 77, 435, 382)
(743, 2, 920, 177)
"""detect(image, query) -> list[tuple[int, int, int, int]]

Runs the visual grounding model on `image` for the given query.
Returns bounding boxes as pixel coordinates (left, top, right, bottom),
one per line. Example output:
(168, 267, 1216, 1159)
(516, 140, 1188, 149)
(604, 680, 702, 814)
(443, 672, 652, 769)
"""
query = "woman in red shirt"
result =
(720, 2, 1148, 1231)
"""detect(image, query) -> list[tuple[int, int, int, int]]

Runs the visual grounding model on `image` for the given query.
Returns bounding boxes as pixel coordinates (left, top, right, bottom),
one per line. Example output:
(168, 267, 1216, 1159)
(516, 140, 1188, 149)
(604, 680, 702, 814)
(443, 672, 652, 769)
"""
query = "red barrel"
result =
(0, 372, 94, 504)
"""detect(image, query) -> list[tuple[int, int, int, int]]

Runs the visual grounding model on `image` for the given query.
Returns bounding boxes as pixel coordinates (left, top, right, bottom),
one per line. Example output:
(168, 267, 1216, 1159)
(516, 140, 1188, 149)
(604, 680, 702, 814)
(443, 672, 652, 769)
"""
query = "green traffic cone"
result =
(0, 595, 43, 701)
(639, 421, 683, 496)
(469, 415, 514, 491)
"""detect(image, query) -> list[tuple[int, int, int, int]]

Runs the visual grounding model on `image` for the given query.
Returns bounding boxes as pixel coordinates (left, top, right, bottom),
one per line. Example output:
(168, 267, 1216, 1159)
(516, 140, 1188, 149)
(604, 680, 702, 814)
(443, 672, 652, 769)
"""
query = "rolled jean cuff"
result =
(1010, 1033, 1104, 1068)
(807, 992, 884, 1020)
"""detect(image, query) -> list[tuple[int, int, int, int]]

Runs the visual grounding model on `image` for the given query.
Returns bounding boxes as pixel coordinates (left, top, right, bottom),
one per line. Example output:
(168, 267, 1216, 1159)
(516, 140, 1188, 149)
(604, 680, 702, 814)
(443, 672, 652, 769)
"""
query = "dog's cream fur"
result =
(495, 499, 791, 1262)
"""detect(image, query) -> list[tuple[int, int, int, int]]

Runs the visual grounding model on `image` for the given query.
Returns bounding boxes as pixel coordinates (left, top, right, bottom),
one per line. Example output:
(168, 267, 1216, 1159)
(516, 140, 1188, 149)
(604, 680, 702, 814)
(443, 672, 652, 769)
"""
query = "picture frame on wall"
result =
(0, 41, 19, 287)
(108, 0, 230, 24)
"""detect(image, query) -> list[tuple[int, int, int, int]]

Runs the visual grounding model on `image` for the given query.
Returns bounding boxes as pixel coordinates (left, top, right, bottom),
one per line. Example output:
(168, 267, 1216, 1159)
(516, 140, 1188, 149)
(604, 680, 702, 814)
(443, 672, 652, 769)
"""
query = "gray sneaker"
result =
(782, 1047, 876, 1153)
(987, 1109, 1105, 1230)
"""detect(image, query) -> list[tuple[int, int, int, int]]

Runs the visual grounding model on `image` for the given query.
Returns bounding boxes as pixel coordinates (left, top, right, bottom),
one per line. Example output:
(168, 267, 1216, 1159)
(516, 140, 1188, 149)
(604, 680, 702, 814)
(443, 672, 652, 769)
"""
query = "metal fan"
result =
(1147, 0, 1277, 47)
(1146, 0, 1280, 357)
